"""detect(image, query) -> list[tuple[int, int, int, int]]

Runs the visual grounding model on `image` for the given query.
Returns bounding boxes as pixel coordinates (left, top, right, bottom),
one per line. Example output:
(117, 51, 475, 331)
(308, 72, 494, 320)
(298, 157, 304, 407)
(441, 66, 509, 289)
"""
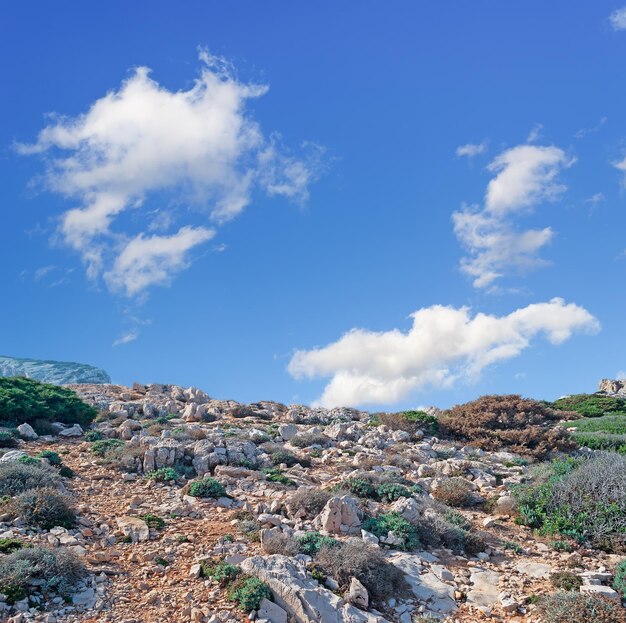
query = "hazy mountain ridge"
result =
(0, 355, 111, 385)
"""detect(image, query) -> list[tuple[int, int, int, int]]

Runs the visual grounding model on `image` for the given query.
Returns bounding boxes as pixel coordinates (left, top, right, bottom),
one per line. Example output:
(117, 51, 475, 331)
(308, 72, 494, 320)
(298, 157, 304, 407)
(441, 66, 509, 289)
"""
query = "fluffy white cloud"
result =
(454, 144, 574, 288)
(288, 298, 599, 407)
(104, 226, 215, 296)
(18, 50, 321, 294)
(456, 142, 487, 158)
(610, 7, 626, 30)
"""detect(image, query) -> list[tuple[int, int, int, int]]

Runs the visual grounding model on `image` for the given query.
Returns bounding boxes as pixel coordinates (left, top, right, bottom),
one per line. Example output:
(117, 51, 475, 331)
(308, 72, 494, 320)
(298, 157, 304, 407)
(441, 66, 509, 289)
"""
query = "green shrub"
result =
(296, 531, 338, 556)
(552, 394, 626, 418)
(376, 482, 412, 503)
(0, 377, 97, 428)
(0, 538, 27, 554)
(537, 591, 626, 623)
(0, 429, 18, 448)
(84, 430, 104, 442)
(0, 462, 59, 496)
(315, 541, 409, 602)
(362, 512, 420, 551)
(91, 438, 125, 457)
(377, 411, 438, 436)
(573, 415, 626, 434)
(403, 410, 440, 435)
(289, 432, 328, 448)
(228, 576, 272, 611)
(58, 465, 75, 479)
(339, 478, 377, 499)
(613, 559, 626, 599)
(270, 450, 310, 468)
(550, 571, 583, 591)
(140, 514, 165, 529)
(513, 455, 626, 552)
(0, 547, 85, 604)
(261, 467, 295, 486)
(17, 455, 40, 465)
(146, 467, 180, 482)
(8, 487, 75, 529)
(571, 432, 626, 453)
(187, 477, 227, 498)
(37, 450, 62, 465)
(201, 559, 241, 585)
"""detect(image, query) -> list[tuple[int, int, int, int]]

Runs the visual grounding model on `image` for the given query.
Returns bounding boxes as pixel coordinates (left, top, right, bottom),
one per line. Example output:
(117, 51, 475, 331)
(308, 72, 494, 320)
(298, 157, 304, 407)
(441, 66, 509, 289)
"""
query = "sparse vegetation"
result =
(287, 487, 332, 517)
(91, 438, 125, 458)
(362, 512, 420, 551)
(0, 547, 85, 604)
(140, 513, 165, 529)
(228, 576, 272, 611)
(431, 477, 479, 508)
(37, 449, 62, 465)
(289, 432, 328, 448)
(0, 462, 60, 496)
(201, 559, 241, 586)
(146, 467, 180, 482)
(296, 531, 338, 556)
(612, 559, 626, 599)
(550, 571, 583, 591)
(513, 454, 626, 552)
(538, 592, 626, 623)
(7, 487, 75, 529)
(315, 541, 409, 602)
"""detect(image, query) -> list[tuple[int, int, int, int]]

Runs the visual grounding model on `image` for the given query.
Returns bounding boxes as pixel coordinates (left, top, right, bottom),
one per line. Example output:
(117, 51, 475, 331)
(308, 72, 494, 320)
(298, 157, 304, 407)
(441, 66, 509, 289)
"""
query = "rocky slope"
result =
(0, 356, 110, 385)
(0, 382, 624, 623)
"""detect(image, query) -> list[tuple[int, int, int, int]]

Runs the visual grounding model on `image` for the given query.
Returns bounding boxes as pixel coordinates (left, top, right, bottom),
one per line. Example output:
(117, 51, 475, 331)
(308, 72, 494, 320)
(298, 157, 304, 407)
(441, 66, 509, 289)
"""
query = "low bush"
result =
(362, 512, 420, 551)
(550, 571, 583, 591)
(376, 482, 412, 503)
(37, 450, 62, 466)
(0, 546, 85, 604)
(513, 454, 626, 552)
(0, 538, 27, 554)
(537, 591, 626, 623)
(338, 477, 377, 499)
(91, 438, 125, 458)
(7, 487, 75, 529)
(0, 377, 97, 428)
(261, 531, 300, 556)
(289, 432, 328, 448)
(140, 513, 165, 529)
(84, 430, 104, 442)
(0, 429, 18, 448)
(296, 531, 338, 556)
(0, 462, 59, 496)
(612, 559, 626, 599)
(187, 477, 227, 498)
(228, 576, 272, 611)
(261, 467, 295, 486)
(378, 410, 439, 436)
(146, 467, 180, 482)
(286, 487, 332, 517)
(552, 394, 626, 418)
(571, 432, 626, 453)
(201, 559, 241, 586)
(315, 541, 409, 602)
(270, 450, 310, 468)
(59, 465, 75, 479)
(431, 477, 479, 508)
(440, 394, 577, 458)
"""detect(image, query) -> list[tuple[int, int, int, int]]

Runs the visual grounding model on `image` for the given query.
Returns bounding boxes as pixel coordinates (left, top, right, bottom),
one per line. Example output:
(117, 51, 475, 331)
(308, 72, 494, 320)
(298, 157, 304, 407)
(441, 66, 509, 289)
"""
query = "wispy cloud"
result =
(456, 141, 487, 158)
(453, 144, 575, 288)
(18, 49, 323, 296)
(289, 298, 599, 407)
(574, 116, 607, 139)
(610, 6, 626, 30)
(112, 330, 139, 347)
(526, 123, 543, 144)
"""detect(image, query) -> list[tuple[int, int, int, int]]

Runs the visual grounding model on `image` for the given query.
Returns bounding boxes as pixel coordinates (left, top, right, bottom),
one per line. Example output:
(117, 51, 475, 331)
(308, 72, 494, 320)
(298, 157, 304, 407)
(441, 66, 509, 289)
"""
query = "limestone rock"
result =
(116, 517, 150, 543)
(316, 496, 362, 535)
(16, 423, 37, 440)
(347, 577, 369, 609)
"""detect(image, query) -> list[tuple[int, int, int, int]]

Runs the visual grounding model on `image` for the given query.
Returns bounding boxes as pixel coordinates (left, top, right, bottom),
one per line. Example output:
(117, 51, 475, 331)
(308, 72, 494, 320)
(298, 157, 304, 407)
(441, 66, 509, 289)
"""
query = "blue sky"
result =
(1, 1, 625, 409)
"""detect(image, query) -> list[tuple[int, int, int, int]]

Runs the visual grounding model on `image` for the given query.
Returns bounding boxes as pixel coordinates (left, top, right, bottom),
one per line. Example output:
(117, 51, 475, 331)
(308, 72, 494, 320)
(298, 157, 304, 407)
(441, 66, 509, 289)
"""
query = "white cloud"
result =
(610, 7, 626, 30)
(112, 330, 139, 347)
(18, 49, 321, 295)
(574, 116, 607, 139)
(33, 265, 57, 281)
(288, 298, 599, 407)
(104, 226, 215, 296)
(454, 144, 574, 288)
(456, 142, 487, 158)
(526, 123, 543, 144)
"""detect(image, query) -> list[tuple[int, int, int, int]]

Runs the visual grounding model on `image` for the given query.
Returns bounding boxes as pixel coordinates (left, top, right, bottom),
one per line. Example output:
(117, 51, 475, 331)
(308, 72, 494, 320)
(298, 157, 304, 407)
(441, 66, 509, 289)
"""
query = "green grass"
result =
(572, 414, 626, 434)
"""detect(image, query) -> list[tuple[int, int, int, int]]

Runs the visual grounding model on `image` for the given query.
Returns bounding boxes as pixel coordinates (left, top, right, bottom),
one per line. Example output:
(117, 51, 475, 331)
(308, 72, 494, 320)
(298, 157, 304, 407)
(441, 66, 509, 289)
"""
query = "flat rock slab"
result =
(467, 570, 501, 608)
(514, 561, 552, 579)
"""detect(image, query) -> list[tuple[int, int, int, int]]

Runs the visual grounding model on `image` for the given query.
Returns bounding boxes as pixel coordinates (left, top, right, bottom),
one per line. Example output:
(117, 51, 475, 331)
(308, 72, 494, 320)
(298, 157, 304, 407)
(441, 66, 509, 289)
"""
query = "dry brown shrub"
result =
(431, 477, 479, 508)
(261, 531, 300, 555)
(538, 592, 626, 623)
(439, 395, 577, 459)
(315, 541, 409, 602)
(286, 487, 332, 518)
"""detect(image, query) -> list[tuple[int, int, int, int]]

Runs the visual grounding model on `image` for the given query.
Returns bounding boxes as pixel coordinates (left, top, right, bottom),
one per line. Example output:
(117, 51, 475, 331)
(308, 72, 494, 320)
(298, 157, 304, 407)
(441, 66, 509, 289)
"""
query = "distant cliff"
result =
(0, 355, 111, 385)
(598, 378, 626, 397)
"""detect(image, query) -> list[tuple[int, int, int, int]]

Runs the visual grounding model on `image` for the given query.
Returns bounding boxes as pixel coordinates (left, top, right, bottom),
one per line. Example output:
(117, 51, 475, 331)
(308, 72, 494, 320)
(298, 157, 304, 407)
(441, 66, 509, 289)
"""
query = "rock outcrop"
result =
(598, 378, 626, 396)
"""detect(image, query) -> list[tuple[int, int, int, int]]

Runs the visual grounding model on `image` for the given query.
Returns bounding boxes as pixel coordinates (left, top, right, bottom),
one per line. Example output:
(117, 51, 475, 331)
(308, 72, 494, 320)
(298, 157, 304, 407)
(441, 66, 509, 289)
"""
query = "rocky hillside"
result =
(0, 356, 110, 385)
(1, 381, 626, 623)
